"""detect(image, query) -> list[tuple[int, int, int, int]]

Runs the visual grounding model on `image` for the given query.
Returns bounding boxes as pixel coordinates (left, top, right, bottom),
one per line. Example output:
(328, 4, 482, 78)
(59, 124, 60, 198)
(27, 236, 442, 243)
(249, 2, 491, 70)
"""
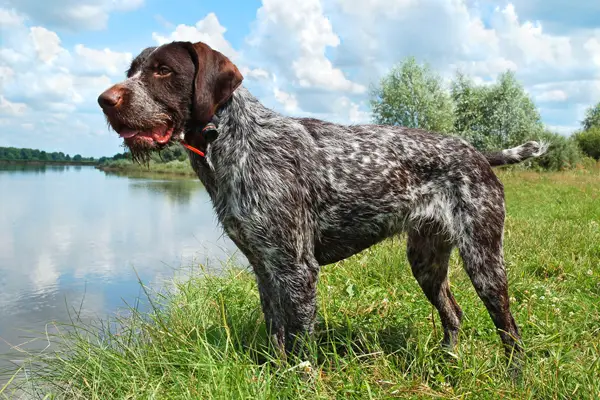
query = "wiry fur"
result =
(190, 88, 544, 361)
(98, 41, 549, 369)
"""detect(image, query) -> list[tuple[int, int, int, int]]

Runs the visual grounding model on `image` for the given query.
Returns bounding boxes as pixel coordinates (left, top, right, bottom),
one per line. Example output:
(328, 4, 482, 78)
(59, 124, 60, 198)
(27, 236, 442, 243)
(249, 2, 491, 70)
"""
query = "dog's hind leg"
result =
(407, 226, 463, 349)
(458, 216, 523, 368)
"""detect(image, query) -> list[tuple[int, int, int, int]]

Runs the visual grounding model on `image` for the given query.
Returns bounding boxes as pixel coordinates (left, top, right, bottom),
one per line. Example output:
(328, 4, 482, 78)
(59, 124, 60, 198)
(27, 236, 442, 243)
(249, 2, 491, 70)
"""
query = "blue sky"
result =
(1, 0, 600, 157)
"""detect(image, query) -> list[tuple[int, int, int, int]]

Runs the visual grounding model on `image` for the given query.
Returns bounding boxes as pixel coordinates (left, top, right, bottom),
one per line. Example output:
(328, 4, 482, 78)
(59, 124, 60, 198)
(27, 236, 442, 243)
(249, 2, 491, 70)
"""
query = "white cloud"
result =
(30, 26, 65, 64)
(152, 13, 238, 59)
(0, 95, 28, 116)
(240, 67, 271, 81)
(584, 37, 600, 67)
(293, 56, 365, 93)
(490, 4, 574, 67)
(536, 89, 568, 102)
(273, 87, 298, 112)
(113, 0, 144, 12)
(4, 0, 145, 31)
(74, 45, 132, 75)
(0, 66, 15, 89)
(0, 8, 23, 27)
(248, 0, 365, 93)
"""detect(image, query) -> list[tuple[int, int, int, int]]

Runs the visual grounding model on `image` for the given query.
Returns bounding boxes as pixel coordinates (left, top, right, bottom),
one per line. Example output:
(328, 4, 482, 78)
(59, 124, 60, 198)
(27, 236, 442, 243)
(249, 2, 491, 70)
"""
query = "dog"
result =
(98, 41, 547, 367)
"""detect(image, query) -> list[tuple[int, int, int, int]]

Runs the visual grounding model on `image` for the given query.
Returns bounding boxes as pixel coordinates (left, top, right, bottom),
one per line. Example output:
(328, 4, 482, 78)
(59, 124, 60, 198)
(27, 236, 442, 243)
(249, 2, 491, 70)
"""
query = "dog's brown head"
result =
(97, 41, 243, 162)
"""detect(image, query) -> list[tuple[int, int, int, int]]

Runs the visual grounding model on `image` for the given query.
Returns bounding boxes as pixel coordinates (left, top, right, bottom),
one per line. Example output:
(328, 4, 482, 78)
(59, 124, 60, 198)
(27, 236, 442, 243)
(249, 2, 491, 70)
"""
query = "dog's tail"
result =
(483, 141, 549, 167)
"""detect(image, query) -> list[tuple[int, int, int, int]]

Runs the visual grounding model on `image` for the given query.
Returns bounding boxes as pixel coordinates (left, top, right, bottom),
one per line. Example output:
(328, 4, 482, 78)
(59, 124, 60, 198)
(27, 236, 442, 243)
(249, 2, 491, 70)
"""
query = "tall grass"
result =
(3, 169, 600, 399)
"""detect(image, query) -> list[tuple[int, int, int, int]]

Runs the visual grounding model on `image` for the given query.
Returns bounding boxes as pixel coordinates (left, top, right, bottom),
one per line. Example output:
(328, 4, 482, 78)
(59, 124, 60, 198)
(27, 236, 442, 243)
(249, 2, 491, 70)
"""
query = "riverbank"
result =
(4, 169, 600, 399)
(95, 159, 197, 177)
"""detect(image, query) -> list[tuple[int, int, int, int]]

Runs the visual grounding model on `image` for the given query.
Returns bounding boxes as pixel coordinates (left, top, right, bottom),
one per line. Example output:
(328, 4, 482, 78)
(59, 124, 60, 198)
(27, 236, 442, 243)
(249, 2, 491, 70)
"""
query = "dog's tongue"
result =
(118, 126, 172, 144)
(119, 129, 138, 139)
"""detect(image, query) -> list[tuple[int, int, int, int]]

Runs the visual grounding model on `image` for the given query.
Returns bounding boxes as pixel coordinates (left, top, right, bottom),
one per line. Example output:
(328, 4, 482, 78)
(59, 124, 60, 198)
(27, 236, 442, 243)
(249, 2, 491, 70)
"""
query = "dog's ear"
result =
(183, 41, 243, 126)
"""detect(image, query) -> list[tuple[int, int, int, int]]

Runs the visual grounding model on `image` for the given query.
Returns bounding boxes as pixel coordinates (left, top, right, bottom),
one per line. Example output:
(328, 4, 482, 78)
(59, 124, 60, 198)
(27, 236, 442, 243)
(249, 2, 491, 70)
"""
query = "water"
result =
(0, 163, 241, 375)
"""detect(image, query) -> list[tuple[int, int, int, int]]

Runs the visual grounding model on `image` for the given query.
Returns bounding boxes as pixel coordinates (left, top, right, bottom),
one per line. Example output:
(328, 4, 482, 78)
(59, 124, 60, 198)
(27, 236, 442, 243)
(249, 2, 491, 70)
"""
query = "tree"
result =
(451, 71, 544, 151)
(451, 72, 487, 149)
(370, 57, 455, 133)
(574, 127, 600, 160)
(73, 154, 82, 162)
(582, 102, 600, 131)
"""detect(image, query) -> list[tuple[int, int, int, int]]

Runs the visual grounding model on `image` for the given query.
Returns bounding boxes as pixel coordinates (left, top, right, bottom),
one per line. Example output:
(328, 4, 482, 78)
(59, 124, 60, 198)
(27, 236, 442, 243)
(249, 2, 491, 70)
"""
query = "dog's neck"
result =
(186, 86, 276, 194)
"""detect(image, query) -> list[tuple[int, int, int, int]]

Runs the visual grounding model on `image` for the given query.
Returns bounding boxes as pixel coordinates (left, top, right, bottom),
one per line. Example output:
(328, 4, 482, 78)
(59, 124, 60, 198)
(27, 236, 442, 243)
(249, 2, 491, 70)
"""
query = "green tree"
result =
(73, 154, 82, 162)
(451, 70, 544, 151)
(574, 127, 600, 160)
(582, 102, 600, 131)
(370, 57, 455, 133)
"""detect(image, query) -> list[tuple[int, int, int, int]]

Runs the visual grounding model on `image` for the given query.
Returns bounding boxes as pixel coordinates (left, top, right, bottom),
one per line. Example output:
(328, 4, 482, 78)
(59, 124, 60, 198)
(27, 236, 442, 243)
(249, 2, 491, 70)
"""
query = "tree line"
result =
(0, 146, 96, 163)
(370, 57, 600, 170)
(98, 143, 188, 165)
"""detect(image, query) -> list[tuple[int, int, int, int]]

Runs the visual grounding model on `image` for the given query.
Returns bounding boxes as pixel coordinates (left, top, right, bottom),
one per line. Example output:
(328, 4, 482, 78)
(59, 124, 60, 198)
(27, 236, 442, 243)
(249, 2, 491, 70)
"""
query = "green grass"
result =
(4, 169, 600, 399)
(97, 159, 196, 177)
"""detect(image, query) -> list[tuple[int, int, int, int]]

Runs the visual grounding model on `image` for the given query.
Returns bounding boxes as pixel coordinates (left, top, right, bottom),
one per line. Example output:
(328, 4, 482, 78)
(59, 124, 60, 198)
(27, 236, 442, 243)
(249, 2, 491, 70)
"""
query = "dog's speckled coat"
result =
(98, 41, 548, 365)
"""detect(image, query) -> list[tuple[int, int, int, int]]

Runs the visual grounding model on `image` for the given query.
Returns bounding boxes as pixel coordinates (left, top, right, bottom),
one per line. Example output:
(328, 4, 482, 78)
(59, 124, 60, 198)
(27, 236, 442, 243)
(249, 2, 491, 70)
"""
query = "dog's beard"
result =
(123, 138, 156, 166)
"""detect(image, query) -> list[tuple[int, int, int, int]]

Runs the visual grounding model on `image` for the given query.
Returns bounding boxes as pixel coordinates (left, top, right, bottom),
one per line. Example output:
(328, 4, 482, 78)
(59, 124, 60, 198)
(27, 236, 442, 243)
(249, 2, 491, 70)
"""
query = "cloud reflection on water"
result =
(0, 165, 243, 373)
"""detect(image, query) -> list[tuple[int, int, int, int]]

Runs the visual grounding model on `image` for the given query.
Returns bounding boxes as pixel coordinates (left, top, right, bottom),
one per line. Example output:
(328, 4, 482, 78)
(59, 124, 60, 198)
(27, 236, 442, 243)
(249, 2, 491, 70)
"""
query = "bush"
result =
(574, 127, 600, 160)
(528, 131, 583, 171)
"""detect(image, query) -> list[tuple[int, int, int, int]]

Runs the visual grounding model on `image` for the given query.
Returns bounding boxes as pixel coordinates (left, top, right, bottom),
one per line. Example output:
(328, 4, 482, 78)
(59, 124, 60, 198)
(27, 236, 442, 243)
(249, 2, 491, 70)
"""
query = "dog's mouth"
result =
(118, 123, 174, 145)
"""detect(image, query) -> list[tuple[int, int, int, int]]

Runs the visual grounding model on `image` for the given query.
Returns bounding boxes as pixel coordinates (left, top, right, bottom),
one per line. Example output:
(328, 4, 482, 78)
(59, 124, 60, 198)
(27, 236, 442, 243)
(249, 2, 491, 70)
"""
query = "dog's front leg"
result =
(254, 254, 320, 361)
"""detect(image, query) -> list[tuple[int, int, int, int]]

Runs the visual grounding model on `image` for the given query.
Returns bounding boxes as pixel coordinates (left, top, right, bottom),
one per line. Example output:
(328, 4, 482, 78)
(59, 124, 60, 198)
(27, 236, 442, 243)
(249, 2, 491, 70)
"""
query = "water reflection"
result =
(129, 179, 206, 206)
(0, 164, 242, 377)
(0, 163, 59, 174)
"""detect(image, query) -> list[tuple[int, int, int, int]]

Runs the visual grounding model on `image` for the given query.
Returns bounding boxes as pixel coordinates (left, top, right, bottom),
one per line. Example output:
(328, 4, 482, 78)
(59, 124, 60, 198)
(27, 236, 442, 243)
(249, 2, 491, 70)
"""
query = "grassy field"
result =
(3, 168, 600, 399)
(96, 159, 196, 177)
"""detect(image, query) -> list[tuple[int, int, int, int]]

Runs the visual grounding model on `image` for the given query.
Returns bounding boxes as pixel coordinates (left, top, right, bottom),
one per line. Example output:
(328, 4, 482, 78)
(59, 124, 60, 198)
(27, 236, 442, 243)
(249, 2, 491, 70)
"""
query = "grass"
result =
(96, 159, 196, 177)
(3, 168, 600, 399)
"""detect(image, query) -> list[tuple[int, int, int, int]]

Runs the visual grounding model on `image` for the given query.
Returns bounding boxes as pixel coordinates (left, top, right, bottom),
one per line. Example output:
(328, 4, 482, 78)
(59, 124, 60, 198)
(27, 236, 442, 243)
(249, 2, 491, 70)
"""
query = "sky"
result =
(1, 0, 600, 158)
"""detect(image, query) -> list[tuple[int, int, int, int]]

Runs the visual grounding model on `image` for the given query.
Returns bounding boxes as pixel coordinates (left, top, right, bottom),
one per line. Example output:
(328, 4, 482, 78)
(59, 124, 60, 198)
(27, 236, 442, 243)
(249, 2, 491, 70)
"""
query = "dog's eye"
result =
(156, 66, 172, 76)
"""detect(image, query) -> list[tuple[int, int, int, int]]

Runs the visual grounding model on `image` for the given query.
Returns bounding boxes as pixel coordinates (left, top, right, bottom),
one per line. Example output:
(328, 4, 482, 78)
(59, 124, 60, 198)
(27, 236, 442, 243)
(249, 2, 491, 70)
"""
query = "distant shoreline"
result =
(0, 159, 98, 166)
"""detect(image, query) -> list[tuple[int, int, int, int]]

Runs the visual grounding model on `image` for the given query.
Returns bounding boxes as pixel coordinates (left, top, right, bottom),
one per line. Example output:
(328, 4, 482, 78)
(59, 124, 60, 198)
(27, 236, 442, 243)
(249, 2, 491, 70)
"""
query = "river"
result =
(0, 163, 241, 376)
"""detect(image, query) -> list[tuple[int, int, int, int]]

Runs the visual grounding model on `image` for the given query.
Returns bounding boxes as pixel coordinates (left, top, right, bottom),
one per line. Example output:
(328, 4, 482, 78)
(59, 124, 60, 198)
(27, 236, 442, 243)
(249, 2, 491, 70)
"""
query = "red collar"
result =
(179, 122, 218, 158)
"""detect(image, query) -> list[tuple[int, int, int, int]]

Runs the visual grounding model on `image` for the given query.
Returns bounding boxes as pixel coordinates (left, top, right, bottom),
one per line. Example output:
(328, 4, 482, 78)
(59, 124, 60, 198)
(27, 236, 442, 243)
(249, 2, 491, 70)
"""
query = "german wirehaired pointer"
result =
(98, 41, 547, 367)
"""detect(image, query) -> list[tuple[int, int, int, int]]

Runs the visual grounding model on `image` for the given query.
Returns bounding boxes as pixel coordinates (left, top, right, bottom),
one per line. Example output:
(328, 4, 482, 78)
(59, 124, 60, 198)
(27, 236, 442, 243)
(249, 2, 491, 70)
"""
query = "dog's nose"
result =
(98, 86, 124, 109)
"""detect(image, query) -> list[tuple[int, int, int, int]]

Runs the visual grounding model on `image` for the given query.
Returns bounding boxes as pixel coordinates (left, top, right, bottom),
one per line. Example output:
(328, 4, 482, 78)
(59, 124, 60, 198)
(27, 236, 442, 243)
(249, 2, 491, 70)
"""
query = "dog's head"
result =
(97, 41, 243, 162)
